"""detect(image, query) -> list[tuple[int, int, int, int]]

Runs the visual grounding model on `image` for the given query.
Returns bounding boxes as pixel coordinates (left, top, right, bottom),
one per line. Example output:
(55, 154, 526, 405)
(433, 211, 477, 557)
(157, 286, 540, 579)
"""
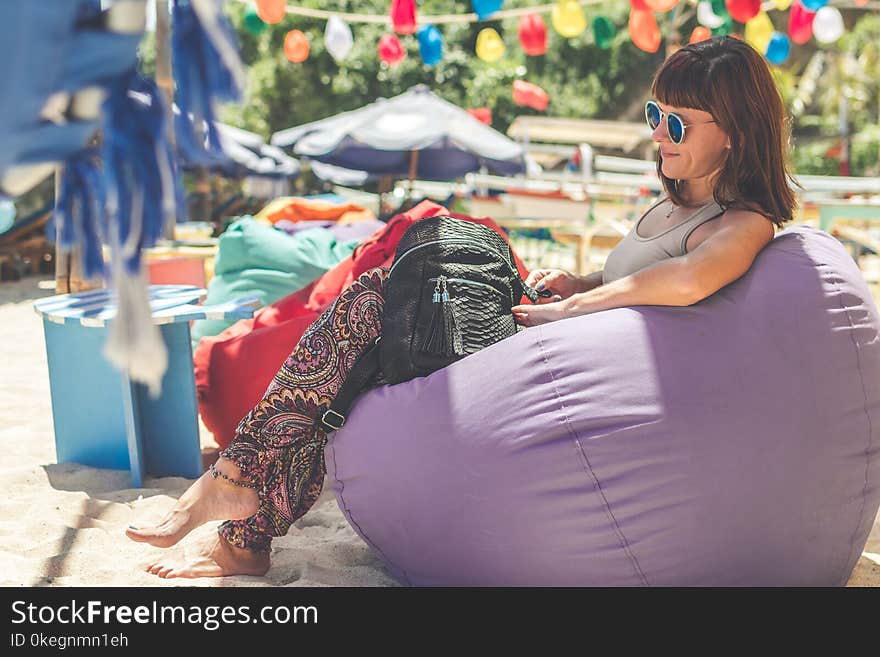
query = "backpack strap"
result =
(318, 336, 382, 433)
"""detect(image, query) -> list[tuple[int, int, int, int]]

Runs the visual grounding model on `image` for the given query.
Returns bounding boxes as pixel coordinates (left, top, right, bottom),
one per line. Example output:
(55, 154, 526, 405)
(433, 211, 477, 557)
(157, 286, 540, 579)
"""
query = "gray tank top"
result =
(602, 197, 724, 285)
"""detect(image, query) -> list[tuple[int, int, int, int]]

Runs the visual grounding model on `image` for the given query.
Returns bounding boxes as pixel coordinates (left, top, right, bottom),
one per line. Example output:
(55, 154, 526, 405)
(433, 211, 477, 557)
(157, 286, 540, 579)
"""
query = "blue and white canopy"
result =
(176, 117, 300, 179)
(271, 85, 526, 181)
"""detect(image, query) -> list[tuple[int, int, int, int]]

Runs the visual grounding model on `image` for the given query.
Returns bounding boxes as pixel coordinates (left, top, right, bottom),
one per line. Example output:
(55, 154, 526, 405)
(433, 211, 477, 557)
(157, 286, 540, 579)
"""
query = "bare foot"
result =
(126, 458, 260, 548)
(143, 531, 270, 579)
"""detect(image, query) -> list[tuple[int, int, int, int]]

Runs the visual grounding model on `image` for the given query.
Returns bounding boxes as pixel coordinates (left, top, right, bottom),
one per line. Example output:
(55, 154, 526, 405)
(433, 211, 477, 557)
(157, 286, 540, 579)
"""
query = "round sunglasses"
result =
(645, 101, 716, 145)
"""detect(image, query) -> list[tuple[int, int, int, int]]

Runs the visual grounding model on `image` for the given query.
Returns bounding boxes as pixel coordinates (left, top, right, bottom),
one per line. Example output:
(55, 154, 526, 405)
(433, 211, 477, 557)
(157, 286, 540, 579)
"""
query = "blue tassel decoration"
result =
(171, 0, 245, 167)
(100, 72, 183, 274)
(51, 147, 108, 280)
(99, 72, 182, 398)
(74, 0, 103, 26)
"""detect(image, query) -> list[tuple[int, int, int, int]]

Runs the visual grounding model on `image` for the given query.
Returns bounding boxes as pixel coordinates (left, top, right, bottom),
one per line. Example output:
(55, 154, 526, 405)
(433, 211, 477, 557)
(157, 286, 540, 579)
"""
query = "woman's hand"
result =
(512, 298, 569, 327)
(524, 269, 583, 304)
(514, 269, 605, 326)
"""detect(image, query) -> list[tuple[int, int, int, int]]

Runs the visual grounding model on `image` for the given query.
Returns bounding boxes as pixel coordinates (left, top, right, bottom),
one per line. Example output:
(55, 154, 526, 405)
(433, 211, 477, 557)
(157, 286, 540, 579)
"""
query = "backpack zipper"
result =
(390, 236, 546, 301)
(389, 238, 516, 277)
(428, 276, 505, 296)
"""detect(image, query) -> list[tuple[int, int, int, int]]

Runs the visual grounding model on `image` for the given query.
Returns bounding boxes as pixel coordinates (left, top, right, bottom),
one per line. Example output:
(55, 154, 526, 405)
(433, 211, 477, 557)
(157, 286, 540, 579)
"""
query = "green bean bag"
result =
(191, 216, 359, 345)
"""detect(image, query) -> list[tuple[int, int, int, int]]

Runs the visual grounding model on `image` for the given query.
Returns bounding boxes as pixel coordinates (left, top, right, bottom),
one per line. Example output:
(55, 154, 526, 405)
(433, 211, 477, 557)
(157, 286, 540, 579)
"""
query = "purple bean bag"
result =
(326, 226, 880, 586)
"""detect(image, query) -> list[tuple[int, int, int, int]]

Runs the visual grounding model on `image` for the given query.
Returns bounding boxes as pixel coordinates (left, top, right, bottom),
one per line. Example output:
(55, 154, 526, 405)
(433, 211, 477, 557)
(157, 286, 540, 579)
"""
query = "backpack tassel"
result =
(442, 288, 460, 356)
(424, 277, 460, 357)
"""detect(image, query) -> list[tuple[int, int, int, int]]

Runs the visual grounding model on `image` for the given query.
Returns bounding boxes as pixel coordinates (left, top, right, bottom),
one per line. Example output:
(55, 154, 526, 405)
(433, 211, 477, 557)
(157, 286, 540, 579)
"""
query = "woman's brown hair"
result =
(652, 36, 798, 227)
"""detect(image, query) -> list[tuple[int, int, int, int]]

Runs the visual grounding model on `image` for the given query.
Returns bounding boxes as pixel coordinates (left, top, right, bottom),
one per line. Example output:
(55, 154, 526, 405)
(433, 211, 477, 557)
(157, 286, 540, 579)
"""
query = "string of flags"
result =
(240, 0, 874, 112)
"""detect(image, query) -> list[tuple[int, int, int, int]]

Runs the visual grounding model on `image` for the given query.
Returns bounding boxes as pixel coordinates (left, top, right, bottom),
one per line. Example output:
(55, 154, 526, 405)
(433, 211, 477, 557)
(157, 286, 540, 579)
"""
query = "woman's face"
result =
(651, 101, 731, 184)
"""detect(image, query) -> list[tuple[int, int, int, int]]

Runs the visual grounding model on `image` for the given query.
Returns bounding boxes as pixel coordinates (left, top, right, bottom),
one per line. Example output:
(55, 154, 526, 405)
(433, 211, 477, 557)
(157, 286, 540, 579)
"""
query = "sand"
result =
(0, 276, 397, 588)
(0, 274, 877, 587)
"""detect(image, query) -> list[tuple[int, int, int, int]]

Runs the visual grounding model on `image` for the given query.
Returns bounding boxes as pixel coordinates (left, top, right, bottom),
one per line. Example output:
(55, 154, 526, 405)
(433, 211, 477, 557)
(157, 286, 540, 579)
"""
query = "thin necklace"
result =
(666, 196, 714, 220)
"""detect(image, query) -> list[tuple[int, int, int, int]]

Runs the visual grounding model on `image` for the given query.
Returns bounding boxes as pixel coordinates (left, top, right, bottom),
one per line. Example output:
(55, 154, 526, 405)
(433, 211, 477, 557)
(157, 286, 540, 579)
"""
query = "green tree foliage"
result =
(142, 2, 877, 178)
(219, 0, 661, 137)
(834, 12, 880, 176)
(781, 12, 880, 176)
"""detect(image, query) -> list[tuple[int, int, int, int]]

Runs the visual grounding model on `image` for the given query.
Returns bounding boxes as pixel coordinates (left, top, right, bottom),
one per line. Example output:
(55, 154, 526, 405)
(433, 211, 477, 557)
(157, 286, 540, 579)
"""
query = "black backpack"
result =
(319, 215, 548, 432)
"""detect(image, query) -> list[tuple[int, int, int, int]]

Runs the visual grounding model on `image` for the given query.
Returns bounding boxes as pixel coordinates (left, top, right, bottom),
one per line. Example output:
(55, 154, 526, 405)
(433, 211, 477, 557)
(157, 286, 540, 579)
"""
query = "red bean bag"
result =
(194, 200, 530, 448)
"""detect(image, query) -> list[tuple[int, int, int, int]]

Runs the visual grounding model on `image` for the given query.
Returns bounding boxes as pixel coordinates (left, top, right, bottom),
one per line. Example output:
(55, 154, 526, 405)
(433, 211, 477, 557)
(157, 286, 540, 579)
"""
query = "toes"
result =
(163, 566, 215, 579)
(126, 526, 162, 541)
(178, 565, 222, 579)
(125, 527, 147, 541)
(126, 525, 186, 549)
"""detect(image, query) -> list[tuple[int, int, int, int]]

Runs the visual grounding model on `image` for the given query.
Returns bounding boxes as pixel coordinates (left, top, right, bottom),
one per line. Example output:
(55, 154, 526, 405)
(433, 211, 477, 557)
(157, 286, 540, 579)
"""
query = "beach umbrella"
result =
(213, 123, 301, 179)
(208, 122, 368, 185)
(174, 107, 300, 180)
(309, 161, 374, 186)
(270, 85, 526, 181)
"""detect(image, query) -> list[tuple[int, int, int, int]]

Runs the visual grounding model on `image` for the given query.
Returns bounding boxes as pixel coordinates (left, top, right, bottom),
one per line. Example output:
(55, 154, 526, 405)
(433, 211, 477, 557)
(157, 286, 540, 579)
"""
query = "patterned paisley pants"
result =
(217, 267, 389, 552)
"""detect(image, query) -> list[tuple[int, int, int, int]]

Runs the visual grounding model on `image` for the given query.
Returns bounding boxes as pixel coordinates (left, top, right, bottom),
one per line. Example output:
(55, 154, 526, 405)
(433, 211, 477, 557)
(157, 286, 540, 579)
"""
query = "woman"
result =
(514, 36, 795, 325)
(126, 36, 796, 578)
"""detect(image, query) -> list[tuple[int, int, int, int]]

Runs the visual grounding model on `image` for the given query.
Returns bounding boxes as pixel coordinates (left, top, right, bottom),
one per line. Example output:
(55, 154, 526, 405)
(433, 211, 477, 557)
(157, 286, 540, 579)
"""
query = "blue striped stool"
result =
(34, 285, 259, 487)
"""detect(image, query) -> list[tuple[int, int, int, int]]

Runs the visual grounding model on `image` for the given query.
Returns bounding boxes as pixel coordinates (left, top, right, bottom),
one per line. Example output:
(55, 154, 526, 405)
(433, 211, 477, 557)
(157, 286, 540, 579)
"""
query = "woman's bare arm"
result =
(577, 269, 605, 293)
(513, 211, 775, 325)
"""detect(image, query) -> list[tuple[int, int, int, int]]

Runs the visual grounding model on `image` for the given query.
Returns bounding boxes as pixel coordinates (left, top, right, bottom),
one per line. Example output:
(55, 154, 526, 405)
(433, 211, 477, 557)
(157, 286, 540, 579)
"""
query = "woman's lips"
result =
(661, 151, 679, 158)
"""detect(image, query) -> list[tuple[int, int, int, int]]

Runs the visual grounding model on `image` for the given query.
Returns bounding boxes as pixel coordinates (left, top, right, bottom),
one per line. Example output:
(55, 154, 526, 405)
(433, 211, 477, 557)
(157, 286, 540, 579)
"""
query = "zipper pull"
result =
(423, 276, 459, 357)
(520, 275, 546, 302)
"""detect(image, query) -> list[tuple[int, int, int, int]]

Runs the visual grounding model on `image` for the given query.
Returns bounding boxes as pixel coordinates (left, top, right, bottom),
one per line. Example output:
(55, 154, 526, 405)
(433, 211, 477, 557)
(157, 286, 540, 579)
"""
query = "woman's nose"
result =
(651, 121, 669, 143)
